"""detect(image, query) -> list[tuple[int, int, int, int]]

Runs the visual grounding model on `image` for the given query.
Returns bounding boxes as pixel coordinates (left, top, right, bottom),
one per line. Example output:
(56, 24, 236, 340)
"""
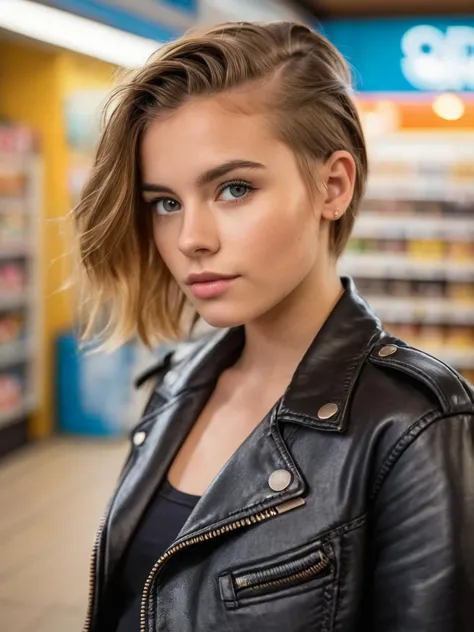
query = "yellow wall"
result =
(0, 40, 115, 438)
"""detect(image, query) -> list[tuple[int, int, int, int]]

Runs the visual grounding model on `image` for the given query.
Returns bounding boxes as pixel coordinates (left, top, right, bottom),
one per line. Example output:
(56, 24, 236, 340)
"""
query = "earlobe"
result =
(322, 150, 356, 222)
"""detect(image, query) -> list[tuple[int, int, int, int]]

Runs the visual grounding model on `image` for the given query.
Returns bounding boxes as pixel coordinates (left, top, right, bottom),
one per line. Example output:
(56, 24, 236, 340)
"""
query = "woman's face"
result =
(140, 92, 346, 328)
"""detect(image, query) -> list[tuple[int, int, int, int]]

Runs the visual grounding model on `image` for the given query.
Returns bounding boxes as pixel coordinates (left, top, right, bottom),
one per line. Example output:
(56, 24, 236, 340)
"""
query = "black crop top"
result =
(115, 478, 201, 632)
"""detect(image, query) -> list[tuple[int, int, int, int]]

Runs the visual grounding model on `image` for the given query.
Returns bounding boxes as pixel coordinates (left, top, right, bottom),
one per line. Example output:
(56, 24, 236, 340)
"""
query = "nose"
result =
(178, 204, 220, 258)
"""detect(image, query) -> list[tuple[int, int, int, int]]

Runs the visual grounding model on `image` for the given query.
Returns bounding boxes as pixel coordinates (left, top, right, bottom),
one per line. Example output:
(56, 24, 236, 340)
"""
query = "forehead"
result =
(139, 90, 279, 180)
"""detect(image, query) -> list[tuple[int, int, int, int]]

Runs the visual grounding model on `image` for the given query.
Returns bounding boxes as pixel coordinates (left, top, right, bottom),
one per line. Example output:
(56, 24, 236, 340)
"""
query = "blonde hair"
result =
(74, 21, 368, 346)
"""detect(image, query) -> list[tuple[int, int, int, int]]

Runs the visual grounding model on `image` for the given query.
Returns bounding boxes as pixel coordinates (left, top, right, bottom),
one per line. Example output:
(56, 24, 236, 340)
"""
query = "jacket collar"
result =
(280, 277, 383, 431)
(159, 277, 382, 433)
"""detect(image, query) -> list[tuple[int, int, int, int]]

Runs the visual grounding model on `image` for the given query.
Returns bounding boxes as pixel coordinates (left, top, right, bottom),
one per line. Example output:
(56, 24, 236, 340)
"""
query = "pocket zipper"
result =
(234, 549, 330, 595)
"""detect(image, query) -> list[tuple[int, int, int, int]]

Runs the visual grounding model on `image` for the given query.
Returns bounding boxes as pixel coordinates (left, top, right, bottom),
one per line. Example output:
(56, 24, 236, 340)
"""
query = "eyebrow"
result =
(141, 159, 265, 194)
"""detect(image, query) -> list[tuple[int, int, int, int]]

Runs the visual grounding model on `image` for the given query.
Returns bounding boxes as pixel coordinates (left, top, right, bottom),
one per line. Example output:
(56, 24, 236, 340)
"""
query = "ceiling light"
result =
(432, 93, 465, 121)
(0, 0, 161, 68)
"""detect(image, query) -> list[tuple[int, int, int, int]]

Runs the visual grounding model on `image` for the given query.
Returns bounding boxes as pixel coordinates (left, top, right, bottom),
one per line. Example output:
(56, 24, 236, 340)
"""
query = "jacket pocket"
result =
(219, 541, 334, 609)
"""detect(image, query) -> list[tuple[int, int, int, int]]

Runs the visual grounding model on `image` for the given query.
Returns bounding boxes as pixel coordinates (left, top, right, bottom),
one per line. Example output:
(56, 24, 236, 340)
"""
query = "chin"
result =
(195, 301, 255, 329)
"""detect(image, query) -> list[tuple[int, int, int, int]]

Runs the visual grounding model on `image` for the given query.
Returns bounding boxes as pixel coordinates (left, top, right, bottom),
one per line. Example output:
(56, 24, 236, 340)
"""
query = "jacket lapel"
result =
(104, 384, 214, 579)
(103, 277, 383, 578)
(176, 403, 307, 542)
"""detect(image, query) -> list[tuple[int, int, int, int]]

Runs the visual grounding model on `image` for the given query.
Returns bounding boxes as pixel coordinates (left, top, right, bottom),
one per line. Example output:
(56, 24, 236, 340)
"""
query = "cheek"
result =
(153, 219, 178, 273)
(153, 217, 177, 267)
(153, 221, 164, 258)
(239, 202, 319, 274)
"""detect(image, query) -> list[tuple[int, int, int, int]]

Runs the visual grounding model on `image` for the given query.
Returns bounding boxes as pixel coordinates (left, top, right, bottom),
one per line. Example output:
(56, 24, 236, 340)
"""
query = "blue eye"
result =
(219, 182, 251, 201)
(153, 198, 181, 215)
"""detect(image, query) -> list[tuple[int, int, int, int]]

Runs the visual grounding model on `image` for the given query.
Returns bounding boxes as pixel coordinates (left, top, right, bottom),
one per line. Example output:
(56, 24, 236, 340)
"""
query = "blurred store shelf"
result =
(0, 339, 31, 368)
(0, 244, 33, 260)
(432, 349, 474, 370)
(366, 180, 474, 202)
(0, 130, 42, 454)
(0, 199, 27, 212)
(0, 396, 35, 430)
(353, 214, 474, 241)
(340, 253, 474, 281)
(366, 296, 474, 325)
(0, 292, 29, 310)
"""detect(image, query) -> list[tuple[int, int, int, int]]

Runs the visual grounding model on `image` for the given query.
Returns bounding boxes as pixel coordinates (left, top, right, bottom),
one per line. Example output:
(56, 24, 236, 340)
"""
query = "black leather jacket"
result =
(85, 278, 474, 632)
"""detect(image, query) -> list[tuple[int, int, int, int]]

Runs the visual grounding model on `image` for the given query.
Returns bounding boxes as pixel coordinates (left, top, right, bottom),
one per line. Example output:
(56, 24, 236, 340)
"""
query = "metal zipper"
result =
(82, 457, 304, 632)
(234, 549, 330, 594)
(139, 497, 305, 632)
(82, 453, 136, 632)
(82, 513, 107, 632)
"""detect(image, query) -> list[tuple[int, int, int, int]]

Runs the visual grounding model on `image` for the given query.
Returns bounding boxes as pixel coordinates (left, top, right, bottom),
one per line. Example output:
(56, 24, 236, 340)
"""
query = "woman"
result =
(75, 21, 474, 632)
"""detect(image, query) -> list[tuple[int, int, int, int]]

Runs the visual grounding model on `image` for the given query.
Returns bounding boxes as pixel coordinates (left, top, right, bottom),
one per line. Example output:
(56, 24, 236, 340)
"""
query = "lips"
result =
(186, 272, 237, 285)
(185, 272, 239, 299)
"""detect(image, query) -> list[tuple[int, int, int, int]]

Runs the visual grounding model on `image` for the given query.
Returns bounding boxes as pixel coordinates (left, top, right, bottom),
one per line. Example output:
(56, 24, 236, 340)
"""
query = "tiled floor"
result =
(0, 437, 128, 632)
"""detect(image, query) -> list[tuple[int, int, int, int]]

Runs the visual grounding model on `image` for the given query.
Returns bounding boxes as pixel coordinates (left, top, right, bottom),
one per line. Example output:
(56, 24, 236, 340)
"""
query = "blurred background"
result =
(0, 1, 473, 630)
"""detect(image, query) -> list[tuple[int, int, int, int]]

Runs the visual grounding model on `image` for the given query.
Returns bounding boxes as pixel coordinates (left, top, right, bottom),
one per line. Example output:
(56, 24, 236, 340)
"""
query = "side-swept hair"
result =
(74, 21, 368, 346)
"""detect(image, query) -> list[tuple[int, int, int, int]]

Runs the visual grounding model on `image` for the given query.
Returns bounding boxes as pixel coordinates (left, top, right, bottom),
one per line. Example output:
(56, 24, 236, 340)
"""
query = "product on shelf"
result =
(463, 370, 474, 386)
(407, 239, 445, 260)
(353, 277, 386, 295)
(0, 125, 35, 154)
(0, 212, 27, 246)
(417, 201, 444, 216)
(447, 283, 474, 303)
(348, 238, 362, 252)
(369, 161, 411, 178)
(450, 162, 474, 181)
(0, 166, 26, 197)
(362, 238, 382, 253)
(445, 326, 474, 350)
(381, 239, 405, 254)
(446, 201, 473, 216)
(445, 241, 473, 262)
(388, 280, 413, 296)
(0, 372, 22, 412)
(0, 123, 40, 443)
(362, 199, 412, 214)
(0, 312, 23, 344)
(412, 280, 445, 299)
(416, 325, 446, 350)
(0, 262, 26, 293)
(387, 323, 419, 346)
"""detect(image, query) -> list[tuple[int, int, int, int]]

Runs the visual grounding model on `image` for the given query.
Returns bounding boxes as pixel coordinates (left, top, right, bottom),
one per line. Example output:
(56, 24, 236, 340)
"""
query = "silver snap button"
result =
(268, 469, 292, 492)
(318, 403, 339, 420)
(133, 430, 147, 447)
(378, 345, 397, 358)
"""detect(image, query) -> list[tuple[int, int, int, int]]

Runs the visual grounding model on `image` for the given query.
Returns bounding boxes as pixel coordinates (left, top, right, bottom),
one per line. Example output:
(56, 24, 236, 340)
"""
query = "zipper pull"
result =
(275, 497, 306, 514)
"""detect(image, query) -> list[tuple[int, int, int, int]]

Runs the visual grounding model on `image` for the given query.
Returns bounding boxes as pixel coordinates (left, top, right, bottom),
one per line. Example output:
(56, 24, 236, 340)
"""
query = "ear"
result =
(320, 150, 357, 222)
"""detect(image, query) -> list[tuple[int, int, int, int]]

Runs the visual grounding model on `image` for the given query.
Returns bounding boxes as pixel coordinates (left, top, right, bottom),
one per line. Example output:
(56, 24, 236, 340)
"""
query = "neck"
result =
(237, 265, 344, 381)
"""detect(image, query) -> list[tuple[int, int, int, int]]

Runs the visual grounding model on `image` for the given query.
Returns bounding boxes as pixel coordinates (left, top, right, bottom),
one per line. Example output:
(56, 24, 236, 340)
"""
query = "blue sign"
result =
(46, 0, 181, 41)
(42, 5, 474, 94)
(162, 0, 198, 13)
(321, 17, 474, 93)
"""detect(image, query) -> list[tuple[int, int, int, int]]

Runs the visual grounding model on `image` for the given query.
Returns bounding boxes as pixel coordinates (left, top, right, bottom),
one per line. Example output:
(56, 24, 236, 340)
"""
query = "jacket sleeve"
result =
(370, 412, 474, 631)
